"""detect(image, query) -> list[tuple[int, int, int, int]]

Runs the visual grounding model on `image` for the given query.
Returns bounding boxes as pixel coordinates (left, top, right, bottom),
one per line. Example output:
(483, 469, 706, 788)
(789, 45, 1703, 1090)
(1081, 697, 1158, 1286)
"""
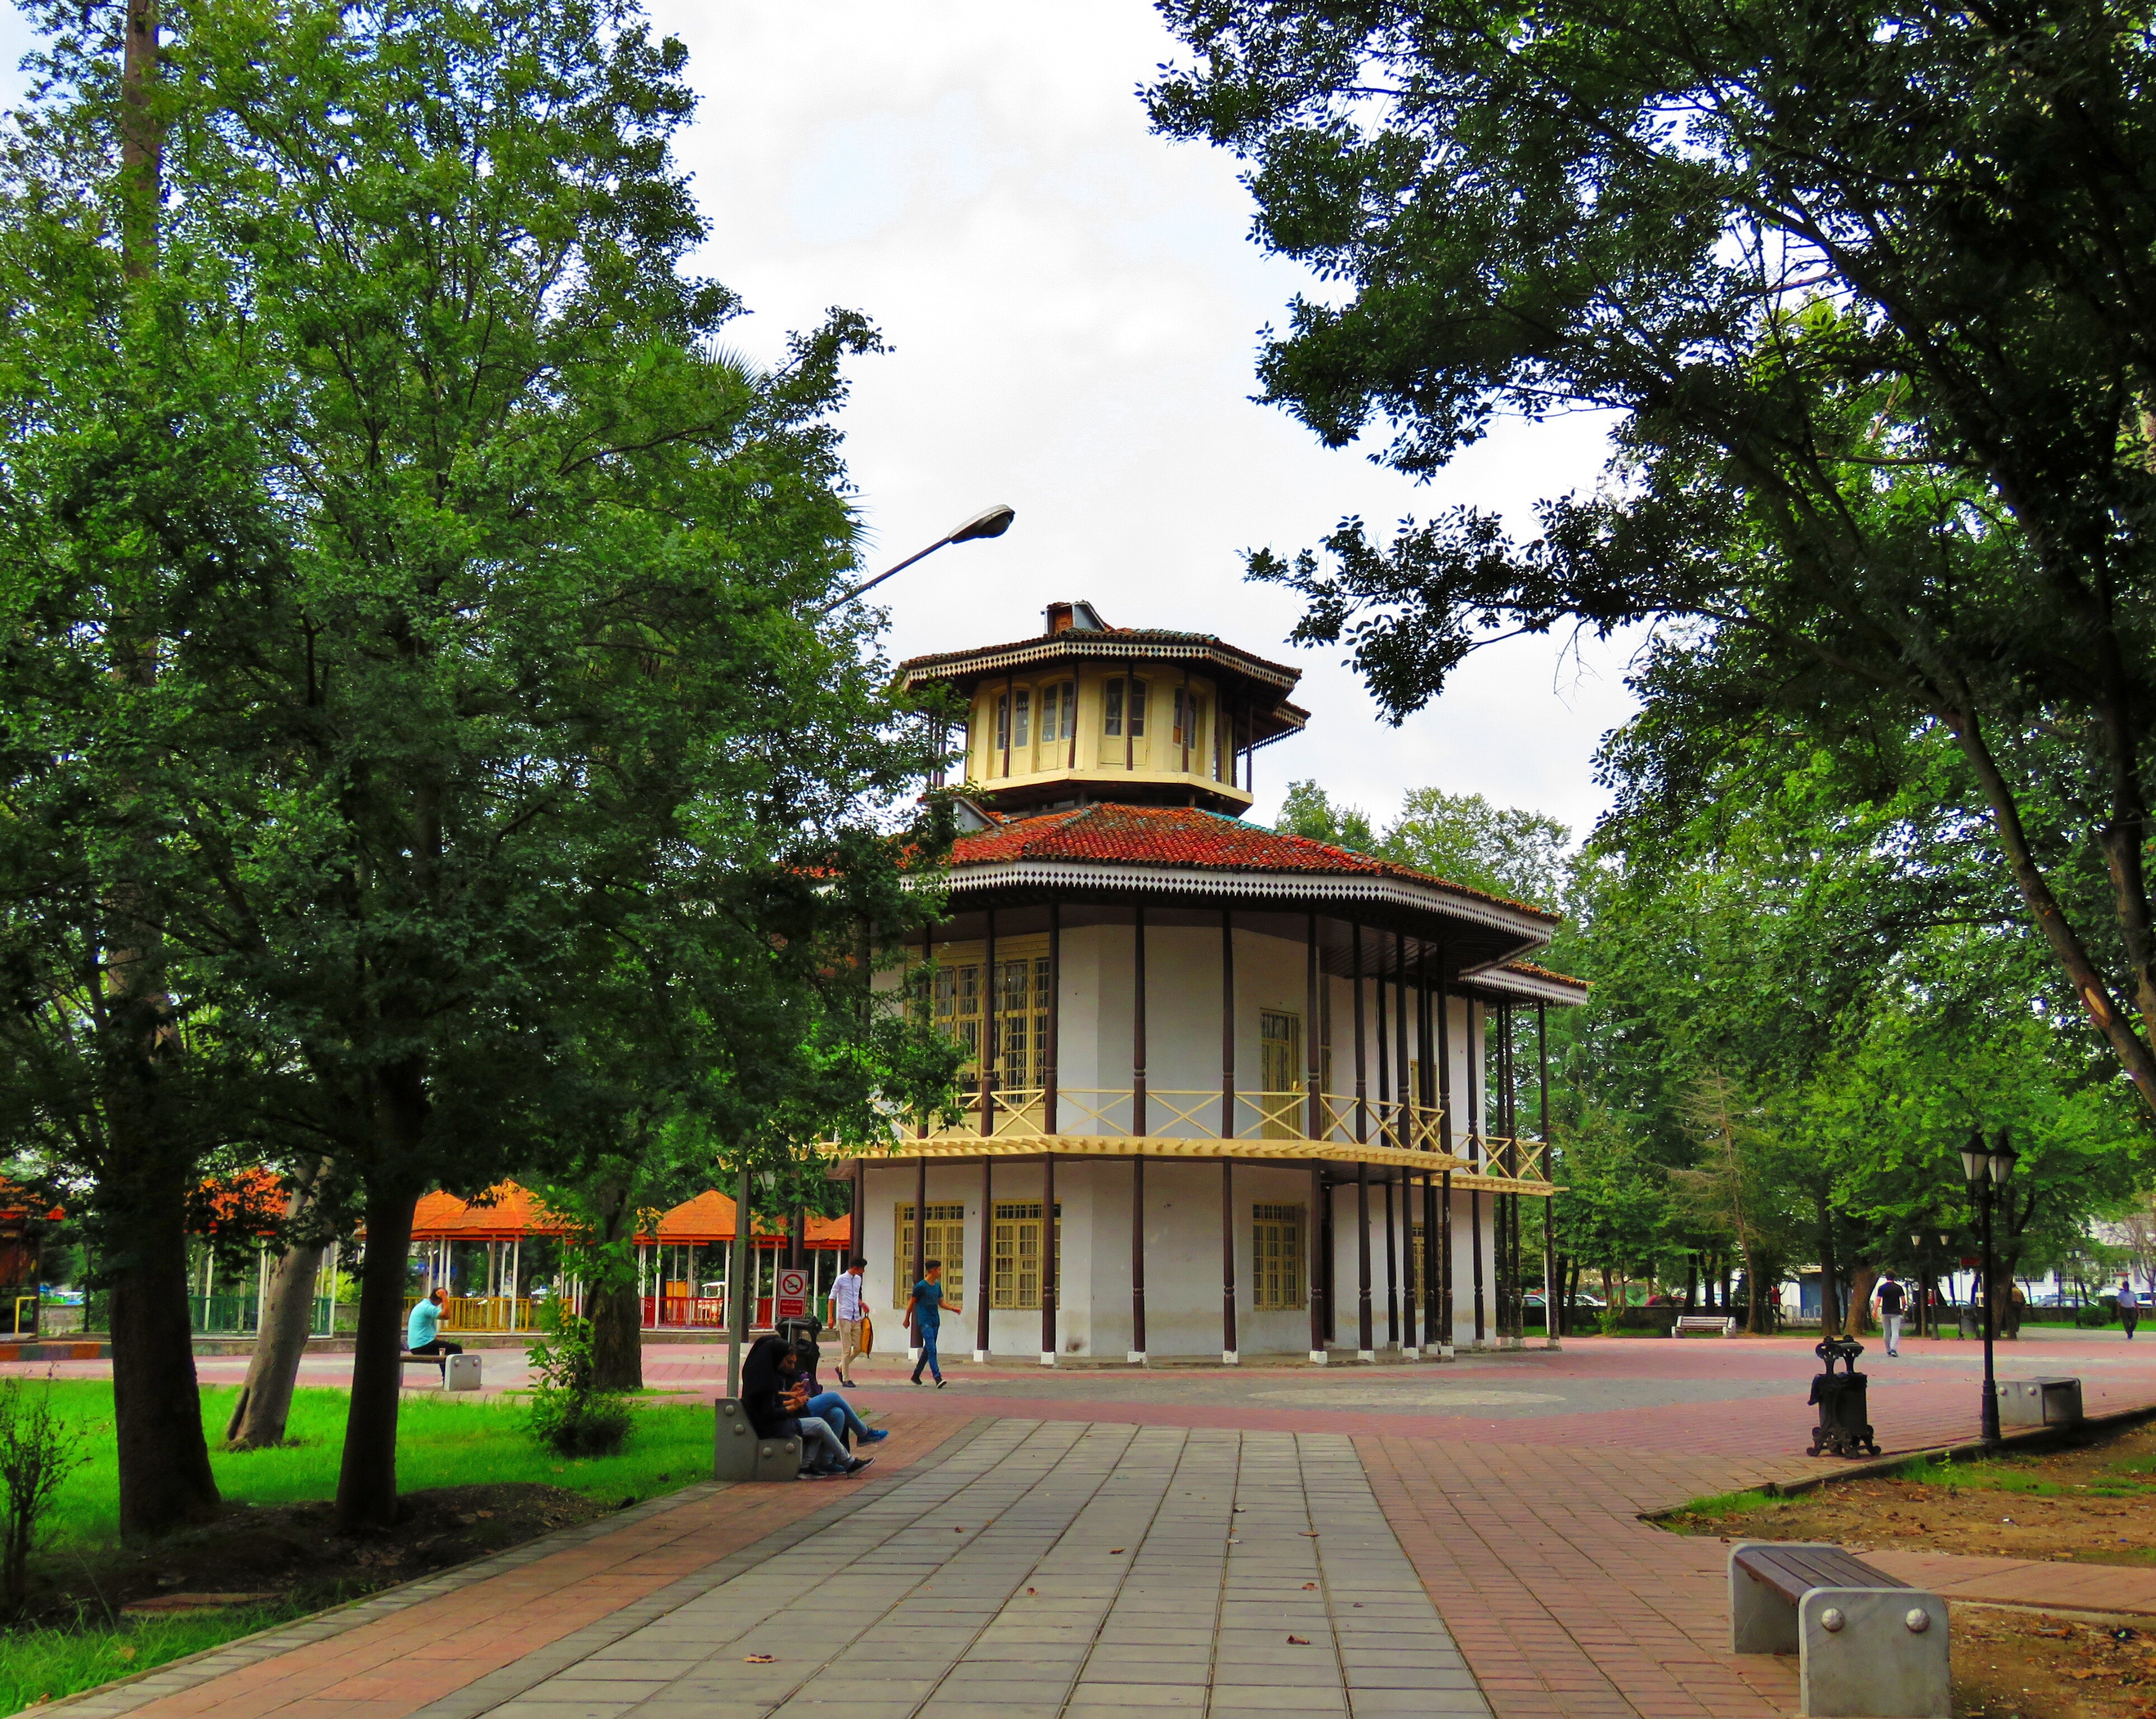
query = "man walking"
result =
(832, 1256, 868, 1387)
(1874, 1271, 1908, 1358)
(407, 1286, 463, 1379)
(2121, 1277, 2141, 1340)
(906, 1260, 960, 1387)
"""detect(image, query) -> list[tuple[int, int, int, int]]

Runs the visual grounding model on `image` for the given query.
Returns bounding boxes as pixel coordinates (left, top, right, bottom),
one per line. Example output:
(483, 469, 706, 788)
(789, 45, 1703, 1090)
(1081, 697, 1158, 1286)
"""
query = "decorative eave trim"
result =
(938, 858, 1557, 942)
(1455, 964, 1591, 1007)
(902, 636, 1301, 693)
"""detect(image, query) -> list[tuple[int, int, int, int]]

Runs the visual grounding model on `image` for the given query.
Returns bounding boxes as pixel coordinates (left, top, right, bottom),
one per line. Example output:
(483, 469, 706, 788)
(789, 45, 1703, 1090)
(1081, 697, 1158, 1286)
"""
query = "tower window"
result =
(1128, 680, 1146, 738)
(1104, 679, 1122, 738)
(1040, 681, 1075, 746)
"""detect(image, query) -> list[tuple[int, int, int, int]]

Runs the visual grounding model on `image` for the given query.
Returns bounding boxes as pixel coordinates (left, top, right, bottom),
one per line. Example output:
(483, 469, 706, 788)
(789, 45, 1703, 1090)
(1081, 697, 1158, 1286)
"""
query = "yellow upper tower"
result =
(898, 602, 1309, 816)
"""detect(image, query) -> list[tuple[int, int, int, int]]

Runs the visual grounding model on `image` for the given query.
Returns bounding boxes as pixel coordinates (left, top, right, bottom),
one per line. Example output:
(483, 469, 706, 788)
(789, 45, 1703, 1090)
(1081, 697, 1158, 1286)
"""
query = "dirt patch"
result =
(1663, 1421, 2156, 1566)
(28, 1483, 613, 1629)
(1955, 1609, 2156, 1719)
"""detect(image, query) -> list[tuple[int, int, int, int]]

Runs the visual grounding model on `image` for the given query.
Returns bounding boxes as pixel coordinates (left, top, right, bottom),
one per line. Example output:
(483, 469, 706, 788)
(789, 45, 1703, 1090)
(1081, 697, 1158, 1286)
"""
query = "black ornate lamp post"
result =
(1958, 1128, 2019, 1448)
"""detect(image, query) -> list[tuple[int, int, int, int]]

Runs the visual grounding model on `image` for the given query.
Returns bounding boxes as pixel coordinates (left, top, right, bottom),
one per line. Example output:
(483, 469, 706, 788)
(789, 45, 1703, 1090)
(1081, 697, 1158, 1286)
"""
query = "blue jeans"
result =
(912, 1323, 941, 1382)
(804, 1391, 868, 1445)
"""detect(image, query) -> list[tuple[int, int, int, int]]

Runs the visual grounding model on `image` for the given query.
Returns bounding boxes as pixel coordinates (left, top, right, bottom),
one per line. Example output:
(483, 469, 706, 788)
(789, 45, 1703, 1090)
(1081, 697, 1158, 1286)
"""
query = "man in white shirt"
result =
(2121, 1277, 2140, 1341)
(832, 1256, 868, 1387)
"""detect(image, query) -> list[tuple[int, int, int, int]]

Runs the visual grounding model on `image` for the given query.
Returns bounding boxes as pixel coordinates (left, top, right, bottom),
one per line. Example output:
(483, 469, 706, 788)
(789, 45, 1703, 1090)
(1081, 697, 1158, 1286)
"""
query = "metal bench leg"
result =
(1798, 1588, 1949, 1718)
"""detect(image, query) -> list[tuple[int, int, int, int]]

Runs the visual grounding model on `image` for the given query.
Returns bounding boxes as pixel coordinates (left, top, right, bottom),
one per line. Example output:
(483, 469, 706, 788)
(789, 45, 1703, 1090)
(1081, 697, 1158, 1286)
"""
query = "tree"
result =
(1381, 789, 1569, 914)
(1275, 780, 1378, 851)
(1149, 0, 2156, 1121)
(1671, 1073, 1797, 1334)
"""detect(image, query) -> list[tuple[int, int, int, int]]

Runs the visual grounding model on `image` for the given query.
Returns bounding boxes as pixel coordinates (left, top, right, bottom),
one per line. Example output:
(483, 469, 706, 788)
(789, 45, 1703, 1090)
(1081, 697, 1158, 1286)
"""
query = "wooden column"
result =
(912, 1157, 927, 1356)
(1471, 1000, 1486, 1347)
(1374, 934, 1391, 1145)
(1541, 1001, 1559, 1348)
(1396, 932, 1412, 1145)
(1221, 1159, 1239, 1363)
(1002, 673, 1014, 778)
(979, 908, 997, 1134)
(852, 1157, 866, 1264)
(1421, 1165, 1437, 1355)
(919, 923, 934, 1140)
(1045, 902, 1061, 1135)
(1179, 664, 1192, 777)
(1352, 923, 1369, 1147)
(1305, 914, 1322, 1140)
(974, 1158, 992, 1361)
(1356, 1158, 1374, 1361)
(1307, 1161, 1327, 1363)
(1383, 1174, 1399, 1350)
(1221, 909, 1236, 1140)
(1123, 673, 1134, 771)
(1040, 1153, 1058, 1365)
(1133, 904, 1148, 1138)
(1434, 947, 1454, 1355)
(1130, 1157, 1146, 1363)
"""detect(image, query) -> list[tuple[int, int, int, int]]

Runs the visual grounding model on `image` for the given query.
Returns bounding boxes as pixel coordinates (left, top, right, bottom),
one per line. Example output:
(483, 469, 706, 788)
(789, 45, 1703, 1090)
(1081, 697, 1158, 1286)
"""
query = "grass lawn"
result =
(0, 1382, 713, 1715)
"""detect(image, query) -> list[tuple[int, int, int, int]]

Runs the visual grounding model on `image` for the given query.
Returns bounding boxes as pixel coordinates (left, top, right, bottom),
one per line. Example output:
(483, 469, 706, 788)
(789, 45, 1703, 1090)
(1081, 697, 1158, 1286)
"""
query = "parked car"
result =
(1524, 1291, 1605, 1309)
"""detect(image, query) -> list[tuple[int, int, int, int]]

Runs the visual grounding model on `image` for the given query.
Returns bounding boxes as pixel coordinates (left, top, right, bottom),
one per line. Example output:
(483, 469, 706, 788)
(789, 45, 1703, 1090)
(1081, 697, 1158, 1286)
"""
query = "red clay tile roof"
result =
(949, 804, 1557, 922)
(1501, 959, 1588, 990)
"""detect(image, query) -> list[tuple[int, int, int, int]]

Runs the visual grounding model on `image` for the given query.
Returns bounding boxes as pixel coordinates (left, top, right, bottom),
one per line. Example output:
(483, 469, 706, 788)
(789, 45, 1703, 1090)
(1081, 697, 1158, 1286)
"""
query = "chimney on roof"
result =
(1046, 602, 1074, 634)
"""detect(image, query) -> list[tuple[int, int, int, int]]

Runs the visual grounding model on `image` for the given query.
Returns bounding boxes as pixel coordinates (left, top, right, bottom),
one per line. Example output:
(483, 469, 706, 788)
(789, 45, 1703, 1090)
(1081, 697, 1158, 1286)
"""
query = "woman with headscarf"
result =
(740, 1334, 863, 1477)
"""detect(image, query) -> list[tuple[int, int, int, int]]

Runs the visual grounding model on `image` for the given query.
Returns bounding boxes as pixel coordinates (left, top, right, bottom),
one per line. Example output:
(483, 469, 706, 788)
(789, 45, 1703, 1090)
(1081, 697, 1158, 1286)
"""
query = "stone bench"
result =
(1730, 1541, 1947, 1717)
(1674, 1314, 1737, 1337)
(713, 1397, 801, 1482)
(400, 1350, 480, 1389)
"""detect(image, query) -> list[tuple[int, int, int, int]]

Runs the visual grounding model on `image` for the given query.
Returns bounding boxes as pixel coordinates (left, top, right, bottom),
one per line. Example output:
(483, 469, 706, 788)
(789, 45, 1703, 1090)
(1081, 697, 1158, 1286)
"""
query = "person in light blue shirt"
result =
(407, 1287, 462, 1378)
(906, 1261, 960, 1387)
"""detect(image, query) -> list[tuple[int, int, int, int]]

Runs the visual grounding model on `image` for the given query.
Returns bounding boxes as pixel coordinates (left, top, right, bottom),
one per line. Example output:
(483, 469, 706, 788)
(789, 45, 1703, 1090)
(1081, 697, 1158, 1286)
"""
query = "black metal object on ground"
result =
(1807, 1335, 1879, 1458)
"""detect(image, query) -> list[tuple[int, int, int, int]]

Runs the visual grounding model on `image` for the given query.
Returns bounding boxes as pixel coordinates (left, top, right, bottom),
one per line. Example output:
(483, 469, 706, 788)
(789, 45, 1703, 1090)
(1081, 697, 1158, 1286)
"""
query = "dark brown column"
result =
(1541, 1001, 1558, 1347)
(1356, 1159, 1374, 1360)
(1002, 672, 1014, 778)
(1180, 664, 1192, 776)
(1045, 903, 1061, 1135)
(920, 923, 934, 1140)
(1322, 1171, 1337, 1344)
(912, 1157, 927, 1349)
(980, 908, 997, 1134)
(1131, 1156, 1146, 1362)
(852, 1158, 866, 1264)
(1422, 1166, 1438, 1352)
(1374, 937, 1391, 1145)
(1123, 673, 1135, 771)
(1067, 671, 1079, 770)
(1383, 1174, 1398, 1349)
(1435, 948, 1455, 1353)
(1471, 1001, 1487, 1346)
(1305, 914, 1322, 1140)
(1133, 904, 1148, 1139)
(1222, 1159, 1239, 1362)
(1307, 1162, 1326, 1362)
(1221, 909, 1236, 1139)
(1396, 932, 1412, 1147)
(1040, 1153, 1058, 1365)
(974, 1157, 992, 1361)
(1352, 923, 1368, 1146)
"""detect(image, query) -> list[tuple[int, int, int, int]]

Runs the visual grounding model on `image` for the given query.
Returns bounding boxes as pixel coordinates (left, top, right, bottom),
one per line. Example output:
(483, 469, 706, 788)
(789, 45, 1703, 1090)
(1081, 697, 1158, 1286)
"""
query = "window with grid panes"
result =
(892, 1204, 965, 1310)
(1038, 681, 1075, 750)
(934, 964, 983, 1074)
(1259, 1009, 1302, 1138)
(990, 1200, 1062, 1309)
(993, 955, 1052, 1094)
(1253, 1204, 1305, 1310)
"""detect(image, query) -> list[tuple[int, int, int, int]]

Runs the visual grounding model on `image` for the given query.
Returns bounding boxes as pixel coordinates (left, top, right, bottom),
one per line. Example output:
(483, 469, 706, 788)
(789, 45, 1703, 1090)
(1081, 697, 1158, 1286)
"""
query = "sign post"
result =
(775, 1267, 809, 1325)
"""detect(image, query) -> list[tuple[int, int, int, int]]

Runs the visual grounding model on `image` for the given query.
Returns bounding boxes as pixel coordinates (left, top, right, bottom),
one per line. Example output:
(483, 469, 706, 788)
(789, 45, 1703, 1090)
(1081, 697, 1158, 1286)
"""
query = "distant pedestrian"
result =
(406, 1287, 463, 1379)
(832, 1256, 868, 1387)
(906, 1260, 961, 1387)
(2121, 1278, 2141, 1340)
(1874, 1273, 1907, 1358)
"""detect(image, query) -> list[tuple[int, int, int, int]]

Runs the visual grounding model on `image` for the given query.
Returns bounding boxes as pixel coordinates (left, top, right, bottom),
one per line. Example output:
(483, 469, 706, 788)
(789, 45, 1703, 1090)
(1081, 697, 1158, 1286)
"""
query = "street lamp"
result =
(815, 504, 1016, 614)
(1957, 1127, 2018, 1448)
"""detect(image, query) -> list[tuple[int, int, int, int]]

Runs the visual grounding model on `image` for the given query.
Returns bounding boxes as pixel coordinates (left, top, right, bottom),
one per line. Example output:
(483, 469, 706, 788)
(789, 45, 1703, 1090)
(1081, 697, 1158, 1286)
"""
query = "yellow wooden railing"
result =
(910, 1087, 1469, 1151)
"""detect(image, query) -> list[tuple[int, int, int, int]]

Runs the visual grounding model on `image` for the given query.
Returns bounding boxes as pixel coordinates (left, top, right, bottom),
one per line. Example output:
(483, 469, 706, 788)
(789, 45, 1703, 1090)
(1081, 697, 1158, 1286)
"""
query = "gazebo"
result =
(837, 600, 1583, 1365)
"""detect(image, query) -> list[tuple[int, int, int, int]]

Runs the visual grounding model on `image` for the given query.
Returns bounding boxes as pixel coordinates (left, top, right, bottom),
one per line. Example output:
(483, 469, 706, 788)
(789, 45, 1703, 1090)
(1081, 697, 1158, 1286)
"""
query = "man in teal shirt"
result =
(407, 1288, 462, 1378)
(906, 1261, 959, 1387)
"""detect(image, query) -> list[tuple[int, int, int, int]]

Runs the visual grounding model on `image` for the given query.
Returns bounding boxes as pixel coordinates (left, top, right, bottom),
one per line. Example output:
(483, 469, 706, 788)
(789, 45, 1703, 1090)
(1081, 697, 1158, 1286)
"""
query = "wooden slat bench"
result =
(1730, 1542, 1947, 1717)
(1674, 1314, 1737, 1336)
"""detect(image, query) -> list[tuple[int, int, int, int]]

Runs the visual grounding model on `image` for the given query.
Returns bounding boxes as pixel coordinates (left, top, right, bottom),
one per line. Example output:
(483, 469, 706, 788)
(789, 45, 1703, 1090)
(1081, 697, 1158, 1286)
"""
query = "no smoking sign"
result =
(775, 1268, 809, 1322)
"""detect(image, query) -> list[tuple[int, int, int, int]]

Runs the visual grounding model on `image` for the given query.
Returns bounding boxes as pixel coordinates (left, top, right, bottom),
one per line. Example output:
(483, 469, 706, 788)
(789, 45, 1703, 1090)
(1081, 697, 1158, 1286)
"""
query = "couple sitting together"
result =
(739, 1329, 887, 1479)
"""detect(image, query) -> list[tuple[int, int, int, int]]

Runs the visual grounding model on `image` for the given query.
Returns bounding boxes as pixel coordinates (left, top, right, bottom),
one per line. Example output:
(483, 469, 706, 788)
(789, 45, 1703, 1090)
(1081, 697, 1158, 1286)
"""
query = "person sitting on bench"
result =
(407, 1288, 462, 1378)
(741, 1335, 866, 1478)
(791, 1332, 887, 1452)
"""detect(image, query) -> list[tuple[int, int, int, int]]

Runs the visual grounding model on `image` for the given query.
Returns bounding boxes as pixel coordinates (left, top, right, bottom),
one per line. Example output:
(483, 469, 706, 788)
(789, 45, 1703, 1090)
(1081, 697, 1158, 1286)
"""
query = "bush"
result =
(526, 1312, 633, 1458)
(0, 1378, 85, 1618)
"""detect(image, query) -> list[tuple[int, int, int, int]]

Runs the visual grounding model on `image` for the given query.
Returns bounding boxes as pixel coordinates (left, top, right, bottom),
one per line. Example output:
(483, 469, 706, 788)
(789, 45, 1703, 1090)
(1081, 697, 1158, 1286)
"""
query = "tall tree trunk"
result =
(588, 1183, 643, 1393)
(1743, 1243, 1764, 1334)
(1847, 1262, 1879, 1336)
(225, 1159, 331, 1449)
(335, 1157, 421, 1532)
(1816, 1189, 1843, 1336)
(106, 1157, 221, 1542)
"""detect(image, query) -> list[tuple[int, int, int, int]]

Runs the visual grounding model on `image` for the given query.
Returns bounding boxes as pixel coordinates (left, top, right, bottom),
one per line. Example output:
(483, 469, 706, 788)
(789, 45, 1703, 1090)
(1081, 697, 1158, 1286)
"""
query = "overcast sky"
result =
(1, 1, 1643, 839)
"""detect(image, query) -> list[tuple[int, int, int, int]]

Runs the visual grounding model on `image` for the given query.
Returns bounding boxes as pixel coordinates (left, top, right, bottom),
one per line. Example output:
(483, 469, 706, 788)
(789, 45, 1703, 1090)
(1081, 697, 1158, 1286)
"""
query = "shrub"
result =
(526, 1312, 633, 1458)
(0, 1378, 85, 1617)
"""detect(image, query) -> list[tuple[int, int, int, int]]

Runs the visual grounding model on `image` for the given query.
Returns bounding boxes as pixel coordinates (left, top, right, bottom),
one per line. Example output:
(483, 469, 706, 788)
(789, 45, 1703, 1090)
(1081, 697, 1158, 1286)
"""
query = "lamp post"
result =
(815, 504, 1016, 614)
(1907, 1231, 1926, 1338)
(1957, 1128, 2019, 1448)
